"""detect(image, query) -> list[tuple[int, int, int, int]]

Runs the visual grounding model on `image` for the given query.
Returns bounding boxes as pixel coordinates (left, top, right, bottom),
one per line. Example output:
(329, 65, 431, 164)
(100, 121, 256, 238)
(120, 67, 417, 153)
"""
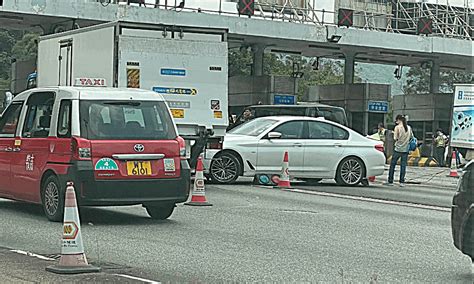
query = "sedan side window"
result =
(0, 103, 23, 138)
(272, 121, 304, 139)
(308, 121, 349, 140)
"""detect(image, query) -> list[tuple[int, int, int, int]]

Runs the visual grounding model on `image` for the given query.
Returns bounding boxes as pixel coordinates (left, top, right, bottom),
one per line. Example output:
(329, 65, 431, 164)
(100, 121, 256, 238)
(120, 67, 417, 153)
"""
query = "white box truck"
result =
(451, 84, 474, 161)
(37, 22, 229, 167)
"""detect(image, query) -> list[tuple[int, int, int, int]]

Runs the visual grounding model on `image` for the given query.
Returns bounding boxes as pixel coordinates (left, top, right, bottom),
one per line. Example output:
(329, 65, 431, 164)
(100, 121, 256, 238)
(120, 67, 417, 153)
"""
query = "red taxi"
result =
(0, 86, 190, 221)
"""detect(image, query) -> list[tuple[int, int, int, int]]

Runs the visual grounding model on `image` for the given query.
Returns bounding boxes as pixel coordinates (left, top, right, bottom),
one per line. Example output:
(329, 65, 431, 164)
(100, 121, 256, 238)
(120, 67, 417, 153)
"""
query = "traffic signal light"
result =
(239, 0, 254, 16)
(338, 9, 353, 27)
(417, 17, 433, 35)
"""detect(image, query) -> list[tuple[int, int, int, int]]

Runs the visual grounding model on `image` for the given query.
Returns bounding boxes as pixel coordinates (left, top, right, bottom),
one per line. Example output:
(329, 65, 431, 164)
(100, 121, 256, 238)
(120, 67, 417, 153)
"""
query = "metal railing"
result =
(96, 0, 473, 40)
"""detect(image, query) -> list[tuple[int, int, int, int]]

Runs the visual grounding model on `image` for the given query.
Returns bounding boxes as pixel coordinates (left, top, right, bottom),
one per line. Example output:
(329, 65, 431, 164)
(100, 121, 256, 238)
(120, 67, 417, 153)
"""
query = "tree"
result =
(11, 33, 39, 61)
(403, 66, 473, 95)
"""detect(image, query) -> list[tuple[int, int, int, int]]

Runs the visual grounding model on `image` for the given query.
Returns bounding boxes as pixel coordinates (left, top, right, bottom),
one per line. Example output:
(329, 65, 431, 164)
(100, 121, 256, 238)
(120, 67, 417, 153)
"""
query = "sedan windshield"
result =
(229, 118, 278, 136)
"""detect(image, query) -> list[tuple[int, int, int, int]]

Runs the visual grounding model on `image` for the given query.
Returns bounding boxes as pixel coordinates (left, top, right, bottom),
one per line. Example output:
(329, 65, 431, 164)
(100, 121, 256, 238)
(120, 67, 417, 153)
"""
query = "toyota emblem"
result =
(134, 144, 145, 152)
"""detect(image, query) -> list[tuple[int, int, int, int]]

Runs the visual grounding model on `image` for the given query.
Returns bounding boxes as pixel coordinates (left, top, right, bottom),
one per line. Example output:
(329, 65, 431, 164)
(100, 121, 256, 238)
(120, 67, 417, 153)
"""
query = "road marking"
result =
(115, 274, 161, 283)
(9, 249, 56, 261)
(278, 188, 451, 212)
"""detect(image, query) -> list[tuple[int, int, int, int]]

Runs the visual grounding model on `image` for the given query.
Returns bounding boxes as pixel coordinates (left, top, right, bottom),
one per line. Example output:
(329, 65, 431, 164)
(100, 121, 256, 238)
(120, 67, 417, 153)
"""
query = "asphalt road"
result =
(0, 182, 472, 283)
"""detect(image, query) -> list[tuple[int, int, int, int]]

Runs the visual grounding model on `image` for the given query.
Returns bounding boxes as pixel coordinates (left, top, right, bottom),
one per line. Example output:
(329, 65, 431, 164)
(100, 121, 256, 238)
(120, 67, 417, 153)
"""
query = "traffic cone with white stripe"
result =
(449, 151, 459, 178)
(185, 157, 212, 206)
(46, 182, 100, 274)
(275, 151, 292, 189)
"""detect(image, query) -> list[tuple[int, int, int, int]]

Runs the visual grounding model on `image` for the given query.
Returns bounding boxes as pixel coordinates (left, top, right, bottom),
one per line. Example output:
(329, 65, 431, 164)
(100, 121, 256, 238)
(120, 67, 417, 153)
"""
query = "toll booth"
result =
(305, 83, 391, 135)
(228, 75, 297, 115)
(392, 93, 452, 154)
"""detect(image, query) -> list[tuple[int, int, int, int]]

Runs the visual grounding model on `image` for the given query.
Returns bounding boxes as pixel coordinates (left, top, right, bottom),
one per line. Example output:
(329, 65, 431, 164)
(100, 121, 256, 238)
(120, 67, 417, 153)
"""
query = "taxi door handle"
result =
(4, 147, 13, 152)
(293, 143, 303, 147)
(12, 148, 21, 152)
(334, 143, 342, 147)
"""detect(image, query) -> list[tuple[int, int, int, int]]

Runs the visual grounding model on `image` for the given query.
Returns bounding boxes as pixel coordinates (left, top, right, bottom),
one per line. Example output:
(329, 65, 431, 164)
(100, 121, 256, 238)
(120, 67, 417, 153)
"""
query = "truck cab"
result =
(0, 84, 190, 221)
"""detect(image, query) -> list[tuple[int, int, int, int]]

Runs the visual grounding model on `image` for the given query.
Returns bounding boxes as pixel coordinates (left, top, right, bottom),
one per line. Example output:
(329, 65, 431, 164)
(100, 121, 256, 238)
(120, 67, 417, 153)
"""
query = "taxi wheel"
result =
(41, 175, 65, 222)
(145, 203, 175, 220)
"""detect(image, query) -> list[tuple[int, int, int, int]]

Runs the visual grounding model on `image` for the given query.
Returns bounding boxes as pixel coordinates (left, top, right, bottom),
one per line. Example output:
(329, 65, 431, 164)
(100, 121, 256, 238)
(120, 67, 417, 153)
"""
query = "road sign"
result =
(368, 101, 389, 113)
(273, 95, 296, 105)
(63, 221, 79, 240)
(238, 0, 254, 16)
(338, 9, 353, 27)
(417, 17, 433, 35)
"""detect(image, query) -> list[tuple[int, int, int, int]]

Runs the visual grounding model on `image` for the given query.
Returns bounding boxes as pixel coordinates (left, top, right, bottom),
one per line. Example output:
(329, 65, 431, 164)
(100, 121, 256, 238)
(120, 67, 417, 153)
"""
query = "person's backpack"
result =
(408, 128, 417, 152)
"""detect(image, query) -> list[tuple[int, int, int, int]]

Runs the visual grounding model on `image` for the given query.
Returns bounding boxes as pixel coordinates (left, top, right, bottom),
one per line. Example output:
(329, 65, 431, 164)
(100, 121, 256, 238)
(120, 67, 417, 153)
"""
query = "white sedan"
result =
(204, 116, 385, 186)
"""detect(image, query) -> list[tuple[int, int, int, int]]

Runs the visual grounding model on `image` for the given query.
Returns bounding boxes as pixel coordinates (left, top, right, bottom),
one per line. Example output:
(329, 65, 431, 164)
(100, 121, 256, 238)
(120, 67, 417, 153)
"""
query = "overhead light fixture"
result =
(394, 65, 403, 80)
(327, 35, 342, 43)
(325, 25, 342, 43)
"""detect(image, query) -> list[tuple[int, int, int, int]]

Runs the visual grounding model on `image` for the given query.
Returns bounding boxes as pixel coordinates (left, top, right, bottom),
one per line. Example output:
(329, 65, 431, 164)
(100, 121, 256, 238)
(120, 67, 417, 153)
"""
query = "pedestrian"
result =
(433, 128, 447, 167)
(4, 91, 13, 109)
(377, 122, 386, 143)
(385, 115, 413, 187)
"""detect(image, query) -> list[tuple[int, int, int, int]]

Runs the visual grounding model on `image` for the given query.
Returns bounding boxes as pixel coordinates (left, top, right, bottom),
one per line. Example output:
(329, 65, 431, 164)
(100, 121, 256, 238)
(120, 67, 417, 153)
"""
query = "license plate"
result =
(126, 161, 152, 176)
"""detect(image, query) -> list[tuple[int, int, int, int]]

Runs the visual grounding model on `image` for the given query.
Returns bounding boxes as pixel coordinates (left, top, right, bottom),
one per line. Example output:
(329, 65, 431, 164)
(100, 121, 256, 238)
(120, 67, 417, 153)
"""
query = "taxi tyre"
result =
(209, 152, 241, 184)
(41, 175, 65, 222)
(335, 157, 366, 186)
(145, 203, 175, 220)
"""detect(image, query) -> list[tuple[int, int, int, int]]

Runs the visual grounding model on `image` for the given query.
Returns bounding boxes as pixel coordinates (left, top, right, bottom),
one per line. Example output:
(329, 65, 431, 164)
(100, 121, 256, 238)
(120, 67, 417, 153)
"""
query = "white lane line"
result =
(9, 249, 56, 261)
(115, 274, 161, 284)
(278, 188, 451, 212)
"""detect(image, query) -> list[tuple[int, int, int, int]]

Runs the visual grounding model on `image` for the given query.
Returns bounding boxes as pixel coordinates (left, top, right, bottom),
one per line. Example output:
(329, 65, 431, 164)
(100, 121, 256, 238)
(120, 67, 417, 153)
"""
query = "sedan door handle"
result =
(334, 143, 342, 147)
(293, 143, 303, 147)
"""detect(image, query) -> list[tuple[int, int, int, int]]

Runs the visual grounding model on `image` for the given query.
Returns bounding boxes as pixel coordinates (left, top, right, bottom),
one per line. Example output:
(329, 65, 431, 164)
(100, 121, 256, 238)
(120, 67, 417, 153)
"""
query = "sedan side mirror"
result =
(267, 132, 282, 139)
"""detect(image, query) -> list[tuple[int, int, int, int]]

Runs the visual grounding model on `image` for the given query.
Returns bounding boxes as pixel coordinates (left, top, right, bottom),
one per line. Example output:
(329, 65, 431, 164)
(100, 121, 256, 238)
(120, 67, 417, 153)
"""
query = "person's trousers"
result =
(434, 146, 445, 167)
(388, 151, 409, 183)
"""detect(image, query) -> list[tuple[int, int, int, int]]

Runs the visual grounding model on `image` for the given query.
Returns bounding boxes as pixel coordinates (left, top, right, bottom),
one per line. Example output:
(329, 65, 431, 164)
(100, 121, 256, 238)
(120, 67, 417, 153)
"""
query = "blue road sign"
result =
(273, 95, 296, 105)
(160, 68, 186, 76)
(368, 101, 389, 113)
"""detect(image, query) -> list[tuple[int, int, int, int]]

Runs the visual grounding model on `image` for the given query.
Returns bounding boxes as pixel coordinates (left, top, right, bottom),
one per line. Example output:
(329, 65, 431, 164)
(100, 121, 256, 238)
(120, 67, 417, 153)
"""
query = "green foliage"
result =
(0, 30, 39, 89)
(228, 49, 356, 98)
(403, 66, 473, 95)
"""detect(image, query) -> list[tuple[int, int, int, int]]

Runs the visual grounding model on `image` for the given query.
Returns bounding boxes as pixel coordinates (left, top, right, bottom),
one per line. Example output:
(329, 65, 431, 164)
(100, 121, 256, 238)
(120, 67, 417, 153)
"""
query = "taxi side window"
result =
(0, 103, 23, 138)
(57, 100, 72, 138)
(22, 92, 55, 138)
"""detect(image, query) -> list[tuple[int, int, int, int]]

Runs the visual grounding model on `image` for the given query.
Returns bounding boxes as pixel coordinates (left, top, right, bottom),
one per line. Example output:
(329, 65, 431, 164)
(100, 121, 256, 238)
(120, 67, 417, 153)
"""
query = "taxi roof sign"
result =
(74, 78, 107, 87)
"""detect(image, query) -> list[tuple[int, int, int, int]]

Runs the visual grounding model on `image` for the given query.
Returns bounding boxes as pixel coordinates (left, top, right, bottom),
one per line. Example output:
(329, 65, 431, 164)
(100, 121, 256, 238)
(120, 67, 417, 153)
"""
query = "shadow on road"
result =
(0, 200, 179, 226)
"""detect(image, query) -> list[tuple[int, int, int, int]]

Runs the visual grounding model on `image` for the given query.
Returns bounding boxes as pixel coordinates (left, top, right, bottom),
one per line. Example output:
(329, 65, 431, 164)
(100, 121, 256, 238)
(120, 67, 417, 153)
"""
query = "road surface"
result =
(0, 181, 471, 283)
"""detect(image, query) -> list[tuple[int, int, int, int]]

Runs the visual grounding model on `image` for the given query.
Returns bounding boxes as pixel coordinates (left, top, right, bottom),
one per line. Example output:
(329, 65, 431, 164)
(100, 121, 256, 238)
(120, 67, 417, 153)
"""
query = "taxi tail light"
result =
(375, 144, 384, 153)
(72, 137, 92, 160)
(176, 136, 186, 159)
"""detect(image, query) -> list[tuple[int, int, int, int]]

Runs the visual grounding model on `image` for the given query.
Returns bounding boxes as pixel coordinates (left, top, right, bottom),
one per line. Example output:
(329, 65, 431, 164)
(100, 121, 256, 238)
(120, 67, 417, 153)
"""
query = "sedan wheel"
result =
(336, 157, 365, 186)
(41, 175, 65, 222)
(210, 153, 241, 184)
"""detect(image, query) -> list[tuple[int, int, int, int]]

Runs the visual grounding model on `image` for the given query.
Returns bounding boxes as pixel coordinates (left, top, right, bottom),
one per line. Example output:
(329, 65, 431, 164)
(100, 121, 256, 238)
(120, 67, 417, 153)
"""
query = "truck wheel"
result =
(336, 157, 365, 186)
(145, 204, 175, 220)
(209, 152, 241, 184)
(41, 175, 65, 222)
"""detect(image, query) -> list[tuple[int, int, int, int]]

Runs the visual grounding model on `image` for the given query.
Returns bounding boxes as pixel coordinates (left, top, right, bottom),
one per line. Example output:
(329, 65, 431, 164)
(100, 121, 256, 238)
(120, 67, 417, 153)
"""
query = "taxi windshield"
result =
(79, 100, 176, 140)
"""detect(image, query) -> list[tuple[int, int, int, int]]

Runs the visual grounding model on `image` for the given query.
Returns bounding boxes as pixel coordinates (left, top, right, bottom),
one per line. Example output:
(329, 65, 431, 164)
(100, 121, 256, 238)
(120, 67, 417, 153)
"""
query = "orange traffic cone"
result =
(449, 151, 459, 177)
(46, 182, 100, 274)
(275, 151, 291, 188)
(368, 176, 376, 182)
(185, 157, 212, 206)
